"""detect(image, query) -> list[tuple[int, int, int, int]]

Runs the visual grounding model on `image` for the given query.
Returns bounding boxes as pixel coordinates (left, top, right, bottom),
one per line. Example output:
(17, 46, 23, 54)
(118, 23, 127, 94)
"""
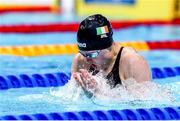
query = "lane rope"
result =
(0, 106, 179, 120)
(0, 19, 180, 33)
(0, 41, 179, 56)
(0, 67, 179, 90)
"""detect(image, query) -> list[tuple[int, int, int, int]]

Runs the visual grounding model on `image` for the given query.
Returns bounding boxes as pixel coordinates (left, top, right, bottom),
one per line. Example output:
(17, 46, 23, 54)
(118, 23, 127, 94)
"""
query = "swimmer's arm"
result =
(71, 54, 80, 73)
(71, 54, 97, 98)
(121, 52, 152, 82)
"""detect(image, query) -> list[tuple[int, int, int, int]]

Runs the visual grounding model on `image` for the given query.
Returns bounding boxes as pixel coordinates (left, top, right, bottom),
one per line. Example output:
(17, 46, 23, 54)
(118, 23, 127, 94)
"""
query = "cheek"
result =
(99, 51, 110, 59)
(95, 54, 108, 63)
(90, 57, 102, 65)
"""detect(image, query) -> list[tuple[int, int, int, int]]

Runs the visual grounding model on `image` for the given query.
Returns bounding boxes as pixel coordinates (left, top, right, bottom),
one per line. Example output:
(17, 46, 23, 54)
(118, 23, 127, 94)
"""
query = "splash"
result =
(50, 76, 88, 103)
(50, 71, 175, 106)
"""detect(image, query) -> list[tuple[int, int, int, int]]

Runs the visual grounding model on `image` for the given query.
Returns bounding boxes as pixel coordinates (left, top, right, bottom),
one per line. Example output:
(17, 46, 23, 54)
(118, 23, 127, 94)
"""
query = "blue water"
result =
(0, 50, 180, 75)
(0, 13, 180, 116)
(0, 13, 79, 25)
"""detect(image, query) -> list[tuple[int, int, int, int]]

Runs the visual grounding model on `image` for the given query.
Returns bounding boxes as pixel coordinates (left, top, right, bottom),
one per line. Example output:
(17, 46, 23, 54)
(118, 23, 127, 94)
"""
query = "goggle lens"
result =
(80, 50, 101, 58)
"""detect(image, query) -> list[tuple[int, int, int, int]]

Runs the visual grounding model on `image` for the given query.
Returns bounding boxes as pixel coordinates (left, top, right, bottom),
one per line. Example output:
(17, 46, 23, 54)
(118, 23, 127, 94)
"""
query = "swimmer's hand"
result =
(73, 69, 98, 94)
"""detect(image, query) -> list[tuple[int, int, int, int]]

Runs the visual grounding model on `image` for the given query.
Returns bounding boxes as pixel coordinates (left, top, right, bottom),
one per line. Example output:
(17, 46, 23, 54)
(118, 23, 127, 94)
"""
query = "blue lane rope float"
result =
(0, 106, 179, 120)
(0, 67, 179, 90)
(0, 73, 70, 90)
(151, 66, 180, 79)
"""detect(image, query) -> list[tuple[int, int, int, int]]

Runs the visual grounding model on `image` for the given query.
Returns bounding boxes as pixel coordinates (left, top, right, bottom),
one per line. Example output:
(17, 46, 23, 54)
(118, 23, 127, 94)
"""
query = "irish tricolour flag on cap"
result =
(96, 26, 109, 35)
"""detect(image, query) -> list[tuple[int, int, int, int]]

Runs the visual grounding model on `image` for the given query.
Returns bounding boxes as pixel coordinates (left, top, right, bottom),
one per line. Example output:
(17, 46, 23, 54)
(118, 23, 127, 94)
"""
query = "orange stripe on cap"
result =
(105, 26, 109, 33)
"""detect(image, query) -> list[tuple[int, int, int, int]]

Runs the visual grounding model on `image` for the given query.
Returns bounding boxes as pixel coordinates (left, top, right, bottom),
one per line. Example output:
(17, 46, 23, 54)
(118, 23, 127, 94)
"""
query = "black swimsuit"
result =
(106, 47, 124, 87)
(89, 47, 124, 87)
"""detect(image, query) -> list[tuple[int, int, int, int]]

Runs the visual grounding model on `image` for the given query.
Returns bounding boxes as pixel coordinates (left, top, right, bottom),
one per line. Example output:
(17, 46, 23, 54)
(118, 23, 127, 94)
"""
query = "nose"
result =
(87, 58, 98, 65)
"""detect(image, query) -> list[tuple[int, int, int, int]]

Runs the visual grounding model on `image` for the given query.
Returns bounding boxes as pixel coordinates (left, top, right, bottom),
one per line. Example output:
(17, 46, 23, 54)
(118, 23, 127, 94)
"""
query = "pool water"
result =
(0, 51, 179, 75)
(0, 74, 179, 116)
(0, 13, 180, 116)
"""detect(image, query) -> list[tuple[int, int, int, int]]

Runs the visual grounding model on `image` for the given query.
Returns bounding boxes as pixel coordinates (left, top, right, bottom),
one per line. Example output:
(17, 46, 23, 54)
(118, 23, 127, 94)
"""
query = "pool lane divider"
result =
(0, 6, 55, 13)
(0, 41, 179, 56)
(0, 0, 60, 14)
(0, 72, 70, 90)
(0, 44, 79, 56)
(0, 106, 179, 120)
(0, 19, 180, 33)
(0, 67, 179, 90)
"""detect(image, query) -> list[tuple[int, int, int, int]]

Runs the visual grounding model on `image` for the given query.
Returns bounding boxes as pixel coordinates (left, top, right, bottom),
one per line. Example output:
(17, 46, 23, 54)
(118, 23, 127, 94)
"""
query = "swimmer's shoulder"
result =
(121, 47, 152, 82)
(120, 46, 143, 67)
(122, 46, 137, 55)
(120, 46, 137, 57)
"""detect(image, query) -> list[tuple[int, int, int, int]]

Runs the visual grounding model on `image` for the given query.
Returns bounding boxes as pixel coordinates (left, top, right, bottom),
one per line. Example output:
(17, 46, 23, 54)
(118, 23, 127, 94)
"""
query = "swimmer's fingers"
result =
(79, 70, 97, 89)
(72, 73, 86, 87)
(72, 72, 78, 80)
(79, 69, 91, 78)
(79, 73, 87, 88)
(86, 78, 97, 89)
(74, 72, 98, 94)
(79, 69, 93, 84)
(77, 70, 98, 92)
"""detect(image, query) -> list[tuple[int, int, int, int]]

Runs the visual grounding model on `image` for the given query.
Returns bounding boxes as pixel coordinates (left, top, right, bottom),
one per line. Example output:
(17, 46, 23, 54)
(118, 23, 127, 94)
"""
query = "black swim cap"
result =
(77, 14, 113, 51)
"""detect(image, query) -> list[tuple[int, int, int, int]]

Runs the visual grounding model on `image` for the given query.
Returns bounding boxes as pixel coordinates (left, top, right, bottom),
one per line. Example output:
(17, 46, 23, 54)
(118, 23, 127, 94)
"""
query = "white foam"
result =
(50, 71, 175, 105)
(18, 94, 44, 101)
(50, 76, 88, 103)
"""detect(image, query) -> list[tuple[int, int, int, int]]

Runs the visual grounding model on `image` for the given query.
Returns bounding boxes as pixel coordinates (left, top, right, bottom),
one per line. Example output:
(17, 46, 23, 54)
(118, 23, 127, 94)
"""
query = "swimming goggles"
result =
(80, 50, 101, 58)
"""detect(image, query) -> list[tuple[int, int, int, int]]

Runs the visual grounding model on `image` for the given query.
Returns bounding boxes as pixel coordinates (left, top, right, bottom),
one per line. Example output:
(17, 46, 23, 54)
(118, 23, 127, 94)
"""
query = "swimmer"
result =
(72, 14, 152, 96)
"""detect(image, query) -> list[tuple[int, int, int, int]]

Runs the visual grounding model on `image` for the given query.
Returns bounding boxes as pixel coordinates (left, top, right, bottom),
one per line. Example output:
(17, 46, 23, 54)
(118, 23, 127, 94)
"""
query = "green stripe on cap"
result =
(96, 26, 108, 35)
